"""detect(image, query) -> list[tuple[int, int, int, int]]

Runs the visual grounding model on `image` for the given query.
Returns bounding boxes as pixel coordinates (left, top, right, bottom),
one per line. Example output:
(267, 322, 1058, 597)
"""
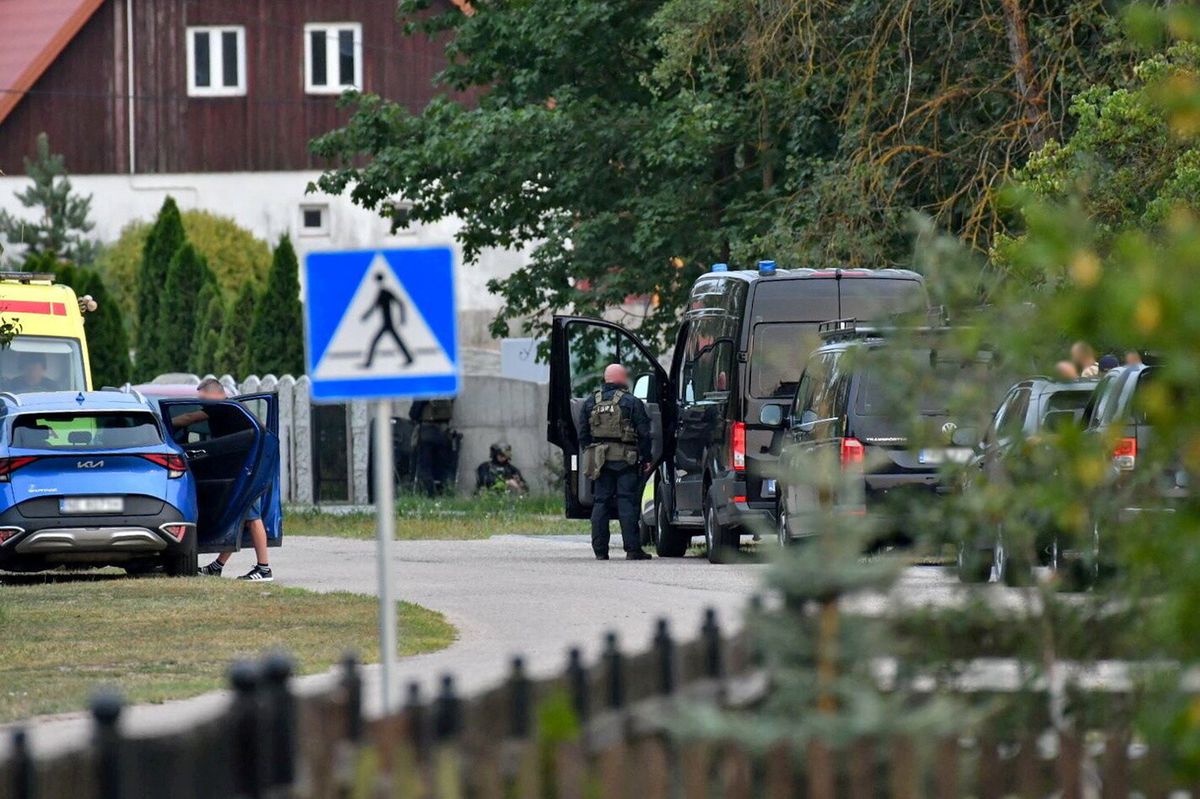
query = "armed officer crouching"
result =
(579, 363, 654, 561)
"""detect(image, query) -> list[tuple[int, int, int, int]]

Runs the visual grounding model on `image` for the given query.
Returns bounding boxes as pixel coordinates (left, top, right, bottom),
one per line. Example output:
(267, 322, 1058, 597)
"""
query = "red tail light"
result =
(142, 453, 187, 478)
(840, 437, 865, 469)
(160, 523, 191, 542)
(730, 422, 746, 473)
(0, 456, 38, 482)
(1113, 437, 1137, 471)
(0, 527, 24, 545)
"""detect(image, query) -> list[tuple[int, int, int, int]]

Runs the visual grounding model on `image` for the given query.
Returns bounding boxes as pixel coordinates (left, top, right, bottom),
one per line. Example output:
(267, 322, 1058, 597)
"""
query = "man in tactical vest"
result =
(579, 363, 654, 560)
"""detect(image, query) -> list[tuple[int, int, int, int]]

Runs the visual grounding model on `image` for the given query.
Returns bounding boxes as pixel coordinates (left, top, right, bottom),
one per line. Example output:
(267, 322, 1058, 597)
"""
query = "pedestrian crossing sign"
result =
(304, 247, 459, 402)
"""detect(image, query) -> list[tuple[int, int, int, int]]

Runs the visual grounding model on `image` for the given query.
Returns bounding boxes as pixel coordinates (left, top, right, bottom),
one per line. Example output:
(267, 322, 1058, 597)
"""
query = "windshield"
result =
(10, 411, 162, 450)
(0, 336, 86, 394)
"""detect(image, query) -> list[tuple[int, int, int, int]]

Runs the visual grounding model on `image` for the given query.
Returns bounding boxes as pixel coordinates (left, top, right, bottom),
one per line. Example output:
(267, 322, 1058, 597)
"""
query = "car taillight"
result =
(840, 437, 865, 469)
(0, 526, 23, 545)
(730, 422, 746, 473)
(142, 453, 187, 478)
(1113, 437, 1137, 471)
(0, 456, 38, 482)
(160, 523, 190, 542)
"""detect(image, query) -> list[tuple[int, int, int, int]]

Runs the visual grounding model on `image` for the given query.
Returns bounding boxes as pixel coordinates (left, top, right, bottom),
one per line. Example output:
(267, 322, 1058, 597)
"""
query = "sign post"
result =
(303, 246, 459, 713)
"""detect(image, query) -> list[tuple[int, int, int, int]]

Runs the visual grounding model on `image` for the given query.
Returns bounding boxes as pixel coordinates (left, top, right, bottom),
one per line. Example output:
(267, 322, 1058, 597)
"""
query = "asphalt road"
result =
(13, 534, 1010, 755)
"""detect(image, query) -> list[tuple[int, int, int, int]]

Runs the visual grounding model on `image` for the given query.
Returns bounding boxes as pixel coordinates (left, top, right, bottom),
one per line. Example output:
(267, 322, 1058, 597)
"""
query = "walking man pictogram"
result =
(361, 273, 415, 369)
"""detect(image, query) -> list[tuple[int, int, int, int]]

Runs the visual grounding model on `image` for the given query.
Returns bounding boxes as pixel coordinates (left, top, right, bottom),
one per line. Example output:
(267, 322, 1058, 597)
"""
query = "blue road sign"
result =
(304, 247, 459, 402)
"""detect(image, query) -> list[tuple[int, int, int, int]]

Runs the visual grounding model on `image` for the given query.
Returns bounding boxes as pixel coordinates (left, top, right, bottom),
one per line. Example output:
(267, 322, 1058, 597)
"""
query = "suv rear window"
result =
(855, 348, 989, 417)
(10, 411, 162, 450)
(1042, 390, 1092, 419)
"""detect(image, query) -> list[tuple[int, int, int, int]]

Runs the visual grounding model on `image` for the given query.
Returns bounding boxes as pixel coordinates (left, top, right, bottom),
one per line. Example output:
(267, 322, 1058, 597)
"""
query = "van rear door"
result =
(548, 316, 675, 519)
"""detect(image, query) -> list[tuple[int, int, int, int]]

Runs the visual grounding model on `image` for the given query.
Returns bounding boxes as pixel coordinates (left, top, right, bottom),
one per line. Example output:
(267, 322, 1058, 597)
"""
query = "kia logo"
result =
(76, 460, 104, 469)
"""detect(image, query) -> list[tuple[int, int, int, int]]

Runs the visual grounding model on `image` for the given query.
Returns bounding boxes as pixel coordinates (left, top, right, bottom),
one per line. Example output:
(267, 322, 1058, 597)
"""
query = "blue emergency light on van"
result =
(758, 260, 777, 276)
(711, 263, 728, 272)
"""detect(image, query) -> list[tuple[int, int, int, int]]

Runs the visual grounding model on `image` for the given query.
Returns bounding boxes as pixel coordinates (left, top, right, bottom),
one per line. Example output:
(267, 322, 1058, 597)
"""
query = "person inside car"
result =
(177, 379, 275, 582)
(1071, 341, 1100, 378)
(7, 352, 60, 393)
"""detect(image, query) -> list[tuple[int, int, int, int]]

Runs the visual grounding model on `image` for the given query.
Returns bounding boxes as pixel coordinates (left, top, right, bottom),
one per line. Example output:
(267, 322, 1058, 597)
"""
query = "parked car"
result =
(548, 262, 927, 563)
(0, 388, 281, 576)
(957, 376, 1098, 583)
(773, 322, 986, 547)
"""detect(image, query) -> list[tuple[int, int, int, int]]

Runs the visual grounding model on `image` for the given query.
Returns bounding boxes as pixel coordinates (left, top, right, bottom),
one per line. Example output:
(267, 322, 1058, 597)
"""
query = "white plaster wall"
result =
(0, 171, 530, 346)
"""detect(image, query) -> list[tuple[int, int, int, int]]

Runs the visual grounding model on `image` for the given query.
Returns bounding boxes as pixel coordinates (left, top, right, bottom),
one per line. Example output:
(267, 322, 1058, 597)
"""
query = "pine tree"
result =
(0, 133, 99, 266)
(160, 243, 212, 372)
(189, 277, 226, 376)
(215, 282, 258, 378)
(248, 234, 304, 375)
(135, 197, 185, 379)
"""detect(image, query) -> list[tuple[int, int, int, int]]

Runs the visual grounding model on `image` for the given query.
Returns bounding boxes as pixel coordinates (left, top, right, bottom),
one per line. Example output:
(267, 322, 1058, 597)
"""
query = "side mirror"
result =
(796, 409, 818, 434)
(759, 404, 785, 427)
(950, 426, 979, 448)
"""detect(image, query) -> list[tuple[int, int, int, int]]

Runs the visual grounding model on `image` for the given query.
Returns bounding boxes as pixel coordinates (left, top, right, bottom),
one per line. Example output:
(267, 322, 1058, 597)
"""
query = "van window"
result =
(11, 411, 162, 450)
(839, 278, 927, 319)
(0, 337, 86, 394)
(750, 323, 822, 398)
(680, 315, 734, 405)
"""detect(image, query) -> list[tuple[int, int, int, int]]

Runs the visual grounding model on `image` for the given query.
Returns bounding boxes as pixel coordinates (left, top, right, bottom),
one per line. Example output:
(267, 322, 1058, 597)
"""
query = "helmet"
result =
(490, 441, 513, 460)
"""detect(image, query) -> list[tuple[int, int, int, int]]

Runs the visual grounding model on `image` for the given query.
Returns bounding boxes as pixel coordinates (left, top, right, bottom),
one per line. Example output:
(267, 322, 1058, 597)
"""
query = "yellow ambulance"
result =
(0, 271, 93, 393)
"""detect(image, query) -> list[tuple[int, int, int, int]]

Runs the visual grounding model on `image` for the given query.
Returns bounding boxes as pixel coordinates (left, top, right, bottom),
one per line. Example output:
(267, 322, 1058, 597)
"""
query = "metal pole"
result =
(374, 400, 398, 713)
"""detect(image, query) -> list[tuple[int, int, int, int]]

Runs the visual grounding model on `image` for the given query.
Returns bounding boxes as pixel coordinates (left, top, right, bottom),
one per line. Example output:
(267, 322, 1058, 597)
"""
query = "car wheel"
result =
(163, 536, 198, 578)
(705, 494, 736, 564)
(957, 542, 993, 583)
(776, 499, 792, 547)
(654, 480, 688, 558)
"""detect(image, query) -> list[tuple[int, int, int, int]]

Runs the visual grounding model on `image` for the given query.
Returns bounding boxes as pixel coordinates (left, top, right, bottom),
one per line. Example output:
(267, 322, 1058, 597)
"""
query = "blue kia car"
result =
(0, 389, 281, 576)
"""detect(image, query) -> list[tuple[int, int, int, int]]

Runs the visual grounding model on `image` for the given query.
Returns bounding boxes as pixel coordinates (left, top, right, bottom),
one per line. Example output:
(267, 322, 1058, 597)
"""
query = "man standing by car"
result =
(182, 379, 275, 582)
(579, 363, 653, 561)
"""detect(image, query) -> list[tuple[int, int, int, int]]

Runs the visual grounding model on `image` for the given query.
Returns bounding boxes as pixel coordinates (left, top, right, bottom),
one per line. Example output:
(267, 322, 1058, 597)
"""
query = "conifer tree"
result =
(161, 243, 212, 371)
(0, 133, 99, 265)
(248, 234, 304, 375)
(216, 282, 258, 378)
(135, 197, 185, 378)
(189, 276, 226, 376)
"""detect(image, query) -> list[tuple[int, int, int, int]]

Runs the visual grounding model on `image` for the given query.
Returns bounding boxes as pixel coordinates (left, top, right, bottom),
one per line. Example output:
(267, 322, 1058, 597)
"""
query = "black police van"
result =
(548, 261, 927, 563)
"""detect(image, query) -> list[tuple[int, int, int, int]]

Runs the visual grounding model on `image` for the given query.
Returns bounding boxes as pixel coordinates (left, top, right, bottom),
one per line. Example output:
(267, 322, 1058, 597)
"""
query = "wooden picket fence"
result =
(0, 607, 1195, 798)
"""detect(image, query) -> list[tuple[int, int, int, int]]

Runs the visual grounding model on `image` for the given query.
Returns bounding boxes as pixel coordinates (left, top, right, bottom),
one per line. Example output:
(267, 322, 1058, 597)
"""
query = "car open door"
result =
(159, 397, 276, 553)
(233, 392, 283, 547)
(548, 315, 675, 519)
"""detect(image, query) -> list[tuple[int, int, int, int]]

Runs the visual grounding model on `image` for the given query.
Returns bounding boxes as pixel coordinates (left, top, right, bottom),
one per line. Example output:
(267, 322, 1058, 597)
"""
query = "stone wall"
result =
(156, 373, 554, 506)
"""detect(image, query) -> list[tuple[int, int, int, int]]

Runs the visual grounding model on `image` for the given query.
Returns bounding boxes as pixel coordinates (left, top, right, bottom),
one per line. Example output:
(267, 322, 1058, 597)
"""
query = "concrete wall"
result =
(159, 372, 553, 506)
(0, 171, 532, 348)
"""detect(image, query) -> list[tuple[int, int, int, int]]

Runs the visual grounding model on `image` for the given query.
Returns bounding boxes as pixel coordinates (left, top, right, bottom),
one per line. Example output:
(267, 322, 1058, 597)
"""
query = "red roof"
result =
(0, 0, 106, 126)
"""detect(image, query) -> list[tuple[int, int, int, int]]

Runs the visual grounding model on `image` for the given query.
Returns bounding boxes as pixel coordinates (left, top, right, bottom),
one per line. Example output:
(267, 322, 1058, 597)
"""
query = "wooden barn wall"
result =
(0, 0, 466, 175)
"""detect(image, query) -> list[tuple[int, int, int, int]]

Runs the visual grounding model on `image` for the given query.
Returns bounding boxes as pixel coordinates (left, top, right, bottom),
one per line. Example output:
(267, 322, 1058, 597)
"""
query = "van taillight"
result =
(0, 457, 38, 482)
(730, 422, 746, 473)
(142, 453, 187, 478)
(1113, 437, 1137, 471)
(840, 437, 865, 469)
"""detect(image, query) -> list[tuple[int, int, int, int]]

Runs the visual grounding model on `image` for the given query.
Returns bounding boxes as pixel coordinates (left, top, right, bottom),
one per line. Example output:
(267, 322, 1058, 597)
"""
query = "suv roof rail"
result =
(817, 318, 861, 338)
(0, 271, 55, 284)
(818, 317, 958, 343)
(0, 391, 22, 406)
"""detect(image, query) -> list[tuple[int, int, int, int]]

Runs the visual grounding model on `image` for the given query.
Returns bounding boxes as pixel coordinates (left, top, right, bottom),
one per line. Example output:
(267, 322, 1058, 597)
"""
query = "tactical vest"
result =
(586, 388, 639, 471)
(419, 399, 454, 423)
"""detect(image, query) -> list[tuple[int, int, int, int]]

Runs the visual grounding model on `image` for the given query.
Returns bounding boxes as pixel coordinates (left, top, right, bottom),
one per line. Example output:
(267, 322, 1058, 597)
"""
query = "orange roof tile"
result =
(0, 0, 107, 125)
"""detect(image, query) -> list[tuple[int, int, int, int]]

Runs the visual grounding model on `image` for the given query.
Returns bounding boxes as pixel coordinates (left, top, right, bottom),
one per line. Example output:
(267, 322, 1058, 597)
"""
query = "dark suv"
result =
(958, 376, 1098, 583)
(548, 263, 927, 563)
(773, 323, 987, 545)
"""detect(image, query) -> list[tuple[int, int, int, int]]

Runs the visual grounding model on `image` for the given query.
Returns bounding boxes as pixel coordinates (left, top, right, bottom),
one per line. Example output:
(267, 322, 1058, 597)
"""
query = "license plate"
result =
(60, 497, 124, 514)
(919, 448, 972, 465)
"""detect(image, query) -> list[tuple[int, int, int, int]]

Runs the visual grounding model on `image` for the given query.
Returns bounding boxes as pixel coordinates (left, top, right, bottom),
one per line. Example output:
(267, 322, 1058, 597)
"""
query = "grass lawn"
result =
(0, 575, 454, 723)
(287, 493, 588, 540)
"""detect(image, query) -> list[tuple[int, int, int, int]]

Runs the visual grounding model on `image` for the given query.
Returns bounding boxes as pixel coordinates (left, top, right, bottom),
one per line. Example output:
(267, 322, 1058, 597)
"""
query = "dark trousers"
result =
(591, 464, 640, 555)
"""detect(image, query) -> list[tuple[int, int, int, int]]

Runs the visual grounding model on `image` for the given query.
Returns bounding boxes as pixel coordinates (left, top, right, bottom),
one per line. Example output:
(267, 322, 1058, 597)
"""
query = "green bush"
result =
(160, 243, 213, 371)
(95, 208, 271, 333)
(248, 234, 304, 376)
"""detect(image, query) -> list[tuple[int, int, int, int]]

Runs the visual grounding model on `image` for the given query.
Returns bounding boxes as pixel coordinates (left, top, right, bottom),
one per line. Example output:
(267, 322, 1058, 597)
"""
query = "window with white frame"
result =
(299, 204, 329, 236)
(304, 23, 363, 94)
(186, 26, 246, 96)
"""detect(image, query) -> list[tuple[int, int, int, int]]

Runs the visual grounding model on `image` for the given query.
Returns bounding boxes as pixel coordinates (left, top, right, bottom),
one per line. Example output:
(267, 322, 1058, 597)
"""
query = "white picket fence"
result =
(152, 373, 554, 506)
